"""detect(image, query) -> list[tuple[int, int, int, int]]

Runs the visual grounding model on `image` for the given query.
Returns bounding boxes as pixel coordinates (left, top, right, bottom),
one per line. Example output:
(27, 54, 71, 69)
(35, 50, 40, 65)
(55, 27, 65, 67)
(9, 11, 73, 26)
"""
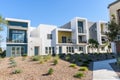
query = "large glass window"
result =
(12, 30, 25, 43)
(78, 21, 84, 33)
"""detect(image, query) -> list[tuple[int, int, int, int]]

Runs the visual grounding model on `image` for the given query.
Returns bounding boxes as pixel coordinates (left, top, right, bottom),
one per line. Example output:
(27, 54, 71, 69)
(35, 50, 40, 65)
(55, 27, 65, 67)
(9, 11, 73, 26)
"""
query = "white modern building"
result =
(5, 17, 111, 57)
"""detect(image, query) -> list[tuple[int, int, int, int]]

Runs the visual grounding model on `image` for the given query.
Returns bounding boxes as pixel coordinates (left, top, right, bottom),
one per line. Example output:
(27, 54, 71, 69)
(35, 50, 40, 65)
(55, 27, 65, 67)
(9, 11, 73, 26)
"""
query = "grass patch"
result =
(12, 69, 22, 74)
(79, 67, 88, 71)
(74, 72, 84, 78)
(31, 56, 41, 61)
(69, 64, 77, 68)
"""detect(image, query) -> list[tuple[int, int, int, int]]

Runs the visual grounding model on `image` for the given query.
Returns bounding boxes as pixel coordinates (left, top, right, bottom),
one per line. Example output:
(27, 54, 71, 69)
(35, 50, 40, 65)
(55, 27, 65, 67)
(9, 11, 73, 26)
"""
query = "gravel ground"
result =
(0, 57, 92, 80)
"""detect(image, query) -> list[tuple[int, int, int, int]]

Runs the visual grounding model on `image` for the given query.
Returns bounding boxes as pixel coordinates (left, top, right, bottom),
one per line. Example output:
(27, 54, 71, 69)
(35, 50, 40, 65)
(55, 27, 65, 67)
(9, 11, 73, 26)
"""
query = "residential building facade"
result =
(6, 18, 30, 57)
(6, 17, 111, 57)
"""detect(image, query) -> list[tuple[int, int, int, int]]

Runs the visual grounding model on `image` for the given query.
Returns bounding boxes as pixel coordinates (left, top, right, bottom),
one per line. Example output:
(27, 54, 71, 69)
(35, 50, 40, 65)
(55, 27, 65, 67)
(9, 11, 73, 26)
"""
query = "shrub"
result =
(65, 55, 70, 61)
(44, 55, 52, 62)
(22, 57, 26, 61)
(31, 56, 40, 61)
(79, 67, 88, 71)
(22, 54, 27, 57)
(69, 64, 77, 68)
(48, 68, 54, 75)
(12, 69, 22, 74)
(53, 59, 58, 65)
(39, 59, 44, 64)
(74, 72, 84, 78)
(81, 63, 89, 67)
(9, 57, 14, 61)
(9, 60, 17, 67)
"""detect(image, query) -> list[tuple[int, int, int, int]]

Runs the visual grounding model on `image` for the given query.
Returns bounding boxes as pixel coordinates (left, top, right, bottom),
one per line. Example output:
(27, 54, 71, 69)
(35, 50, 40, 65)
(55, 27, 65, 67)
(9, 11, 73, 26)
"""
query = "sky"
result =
(0, 0, 116, 50)
(0, 0, 116, 27)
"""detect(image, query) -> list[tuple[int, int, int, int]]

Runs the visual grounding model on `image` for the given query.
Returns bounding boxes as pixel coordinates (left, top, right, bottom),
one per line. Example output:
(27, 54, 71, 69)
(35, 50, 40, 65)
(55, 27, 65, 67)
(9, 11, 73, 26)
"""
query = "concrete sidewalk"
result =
(93, 59, 120, 80)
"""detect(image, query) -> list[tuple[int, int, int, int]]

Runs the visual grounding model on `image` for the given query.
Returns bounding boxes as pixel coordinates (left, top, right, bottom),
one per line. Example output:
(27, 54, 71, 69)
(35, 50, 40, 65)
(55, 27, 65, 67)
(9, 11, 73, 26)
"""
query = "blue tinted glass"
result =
(8, 21, 28, 27)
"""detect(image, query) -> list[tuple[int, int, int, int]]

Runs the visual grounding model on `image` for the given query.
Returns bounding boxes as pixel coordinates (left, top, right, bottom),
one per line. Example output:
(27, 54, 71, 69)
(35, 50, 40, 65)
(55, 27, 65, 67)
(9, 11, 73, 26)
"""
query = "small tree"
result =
(106, 15, 120, 66)
(106, 15, 120, 53)
(0, 15, 7, 49)
(88, 39, 99, 53)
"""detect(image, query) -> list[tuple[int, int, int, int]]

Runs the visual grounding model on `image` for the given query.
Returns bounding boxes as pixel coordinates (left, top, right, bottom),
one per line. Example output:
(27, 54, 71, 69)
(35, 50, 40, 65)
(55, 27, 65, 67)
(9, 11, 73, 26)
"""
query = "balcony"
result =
(6, 38, 27, 43)
(79, 41, 87, 43)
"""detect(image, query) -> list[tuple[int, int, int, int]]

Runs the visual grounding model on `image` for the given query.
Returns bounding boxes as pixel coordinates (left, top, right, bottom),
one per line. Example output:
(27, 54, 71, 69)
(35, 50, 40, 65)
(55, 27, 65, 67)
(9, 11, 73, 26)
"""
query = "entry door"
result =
(34, 47, 39, 55)
(59, 47, 62, 54)
(12, 46, 21, 57)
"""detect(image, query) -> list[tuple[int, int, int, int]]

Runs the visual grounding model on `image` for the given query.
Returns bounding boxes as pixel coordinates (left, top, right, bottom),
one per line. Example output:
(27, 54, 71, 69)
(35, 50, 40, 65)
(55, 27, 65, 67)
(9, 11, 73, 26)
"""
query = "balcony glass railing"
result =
(6, 38, 27, 43)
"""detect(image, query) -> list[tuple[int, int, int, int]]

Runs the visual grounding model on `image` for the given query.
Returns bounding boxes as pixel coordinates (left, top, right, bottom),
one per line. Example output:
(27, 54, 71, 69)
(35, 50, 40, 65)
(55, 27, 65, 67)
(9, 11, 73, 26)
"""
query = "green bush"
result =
(12, 69, 22, 74)
(79, 67, 88, 71)
(9, 57, 14, 61)
(22, 54, 27, 57)
(74, 72, 84, 78)
(65, 55, 70, 61)
(9, 59, 17, 67)
(48, 68, 54, 75)
(22, 57, 26, 61)
(43, 55, 52, 62)
(69, 64, 77, 68)
(31, 56, 41, 61)
(53, 59, 58, 65)
(39, 59, 44, 64)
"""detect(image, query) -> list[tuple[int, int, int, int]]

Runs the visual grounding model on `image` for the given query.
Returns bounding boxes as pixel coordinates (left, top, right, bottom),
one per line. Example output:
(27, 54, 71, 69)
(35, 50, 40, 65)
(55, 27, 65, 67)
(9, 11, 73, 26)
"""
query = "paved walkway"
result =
(93, 59, 120, 80)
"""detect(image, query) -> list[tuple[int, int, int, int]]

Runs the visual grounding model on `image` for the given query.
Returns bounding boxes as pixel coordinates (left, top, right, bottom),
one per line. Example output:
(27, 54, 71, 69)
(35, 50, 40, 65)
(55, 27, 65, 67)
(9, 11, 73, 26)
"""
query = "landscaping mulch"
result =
(0, 57, 92, 80)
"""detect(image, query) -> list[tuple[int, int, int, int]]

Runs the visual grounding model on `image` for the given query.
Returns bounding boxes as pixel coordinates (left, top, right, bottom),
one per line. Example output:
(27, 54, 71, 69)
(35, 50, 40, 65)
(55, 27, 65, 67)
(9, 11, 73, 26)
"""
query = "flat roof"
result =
(108, 0, 120, 8)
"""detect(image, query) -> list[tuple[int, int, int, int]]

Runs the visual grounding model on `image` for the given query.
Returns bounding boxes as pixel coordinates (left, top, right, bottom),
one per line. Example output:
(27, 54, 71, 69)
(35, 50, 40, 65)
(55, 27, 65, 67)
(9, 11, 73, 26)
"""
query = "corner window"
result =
(47, 34, 52, 39)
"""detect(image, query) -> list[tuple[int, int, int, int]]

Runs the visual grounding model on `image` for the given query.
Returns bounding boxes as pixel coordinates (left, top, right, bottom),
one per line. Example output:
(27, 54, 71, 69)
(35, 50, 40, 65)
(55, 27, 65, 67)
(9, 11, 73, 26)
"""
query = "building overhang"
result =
(108, 0, 120, 8)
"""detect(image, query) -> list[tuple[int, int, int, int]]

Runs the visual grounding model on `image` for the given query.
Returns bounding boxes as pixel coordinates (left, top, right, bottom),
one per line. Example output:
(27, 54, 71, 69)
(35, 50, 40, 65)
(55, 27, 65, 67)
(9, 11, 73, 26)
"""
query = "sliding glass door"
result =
(11, 46, 23, 57)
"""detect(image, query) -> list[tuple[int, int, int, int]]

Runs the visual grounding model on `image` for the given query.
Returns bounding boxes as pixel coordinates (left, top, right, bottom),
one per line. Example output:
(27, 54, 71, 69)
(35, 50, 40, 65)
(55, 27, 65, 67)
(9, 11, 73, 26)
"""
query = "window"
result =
(117, 9, 120, 24)
(52, 47, 54, 54)
(72, 47, 74, 53)
(101, 47, 105, 51)
(117, 35, 120, 40)
(12, 47, 15, 56)
(45, 47, 48, 54)
(79, 47, 83, 51)
(21, 47, 24, 54)
(78, 21, 84, 33)
(49, 47, 51, 54)
(66, 47, 68, 53)
(12, 30, 25, 43)
(69, 47, 71, 52)
(62, 36, 67, 43)
(47, 34, 52, 39)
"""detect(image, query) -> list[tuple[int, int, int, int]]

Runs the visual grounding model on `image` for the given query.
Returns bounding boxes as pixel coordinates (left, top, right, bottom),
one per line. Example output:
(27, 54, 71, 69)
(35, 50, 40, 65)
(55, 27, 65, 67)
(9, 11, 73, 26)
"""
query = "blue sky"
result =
(0, 0, 116, 49)
(0, 0, 115, 27)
